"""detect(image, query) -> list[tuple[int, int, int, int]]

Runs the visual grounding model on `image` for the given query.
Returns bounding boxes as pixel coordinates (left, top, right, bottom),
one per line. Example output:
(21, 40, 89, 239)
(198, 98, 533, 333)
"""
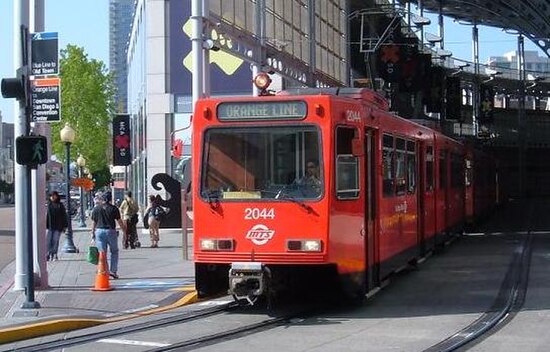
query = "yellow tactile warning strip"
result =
(0, 289, 198, 345)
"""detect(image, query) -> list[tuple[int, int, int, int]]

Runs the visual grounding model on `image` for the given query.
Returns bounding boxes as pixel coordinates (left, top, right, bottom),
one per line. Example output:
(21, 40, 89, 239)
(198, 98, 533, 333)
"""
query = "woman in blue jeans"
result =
(91, 192, 126, 279)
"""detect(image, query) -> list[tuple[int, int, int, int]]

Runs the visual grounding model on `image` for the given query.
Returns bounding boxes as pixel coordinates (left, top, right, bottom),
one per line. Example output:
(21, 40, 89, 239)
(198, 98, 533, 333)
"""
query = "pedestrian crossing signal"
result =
(16, 135, 48, 166)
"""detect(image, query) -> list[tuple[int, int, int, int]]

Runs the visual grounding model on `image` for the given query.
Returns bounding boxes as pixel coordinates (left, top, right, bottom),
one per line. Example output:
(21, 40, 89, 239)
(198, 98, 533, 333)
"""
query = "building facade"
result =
(488, 50, 550, 73)
(109, 0, 135, 113)
(126, 0, 348, 207)
(0, 112, 15, 203)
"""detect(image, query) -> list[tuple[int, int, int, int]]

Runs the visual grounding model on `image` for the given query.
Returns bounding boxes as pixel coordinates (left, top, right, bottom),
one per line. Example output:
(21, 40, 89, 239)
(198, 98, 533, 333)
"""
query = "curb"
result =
(0, 289, 198, 345)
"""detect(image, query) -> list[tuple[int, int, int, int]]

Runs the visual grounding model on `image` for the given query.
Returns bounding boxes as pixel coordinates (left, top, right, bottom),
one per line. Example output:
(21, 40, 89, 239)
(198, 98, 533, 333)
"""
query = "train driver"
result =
(296, 160, 321, 196)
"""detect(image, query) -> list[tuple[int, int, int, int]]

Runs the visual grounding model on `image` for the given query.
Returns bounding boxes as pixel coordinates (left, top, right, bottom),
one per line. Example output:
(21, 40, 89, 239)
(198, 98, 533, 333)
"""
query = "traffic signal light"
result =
(1, 67, 27, 101)
(16, 135, 48, 166)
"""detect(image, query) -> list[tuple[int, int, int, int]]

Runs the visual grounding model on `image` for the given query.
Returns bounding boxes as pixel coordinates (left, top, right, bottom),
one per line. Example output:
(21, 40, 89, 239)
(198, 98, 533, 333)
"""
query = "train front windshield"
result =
(201, 126, 323, 200)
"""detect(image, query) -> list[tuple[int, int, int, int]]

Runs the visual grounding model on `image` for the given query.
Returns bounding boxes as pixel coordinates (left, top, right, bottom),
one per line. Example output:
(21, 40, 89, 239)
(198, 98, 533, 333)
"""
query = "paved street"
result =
(0, 206, 15, 273)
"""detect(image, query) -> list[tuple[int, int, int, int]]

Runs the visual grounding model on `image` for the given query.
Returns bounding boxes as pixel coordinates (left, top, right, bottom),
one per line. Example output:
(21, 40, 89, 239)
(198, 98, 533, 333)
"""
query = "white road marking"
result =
(98, 338, 171, 347)
(199, 300, 233, 306)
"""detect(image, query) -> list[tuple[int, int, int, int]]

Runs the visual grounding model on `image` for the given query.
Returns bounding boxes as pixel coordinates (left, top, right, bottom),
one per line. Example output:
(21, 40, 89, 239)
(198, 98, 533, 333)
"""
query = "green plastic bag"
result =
(87, 244, 99, 265)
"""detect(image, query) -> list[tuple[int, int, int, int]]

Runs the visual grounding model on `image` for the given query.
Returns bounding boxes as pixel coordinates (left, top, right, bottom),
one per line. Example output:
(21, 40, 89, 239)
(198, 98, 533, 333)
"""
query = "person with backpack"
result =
(91, 192, 126, 279)
(119, 191, 140, 249)
(145, 194, 164, 248)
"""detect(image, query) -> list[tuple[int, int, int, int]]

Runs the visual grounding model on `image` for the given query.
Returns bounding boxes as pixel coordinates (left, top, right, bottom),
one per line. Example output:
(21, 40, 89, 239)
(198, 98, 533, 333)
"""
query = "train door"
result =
(440, 149, 449, 236)
(364, 129, 378, 291)
(423, 144, 436, 252)
(417, 142, 426, 254)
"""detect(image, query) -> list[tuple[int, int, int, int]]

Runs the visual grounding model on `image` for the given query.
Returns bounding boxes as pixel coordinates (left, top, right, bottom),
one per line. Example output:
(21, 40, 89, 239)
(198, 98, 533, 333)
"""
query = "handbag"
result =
(87, 242, 99, 265)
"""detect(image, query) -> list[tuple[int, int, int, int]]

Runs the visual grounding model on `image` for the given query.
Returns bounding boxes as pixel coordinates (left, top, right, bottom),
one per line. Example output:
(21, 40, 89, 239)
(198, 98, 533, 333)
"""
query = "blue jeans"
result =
(95, 228, 119, 274)
(46, 230, 61, 256)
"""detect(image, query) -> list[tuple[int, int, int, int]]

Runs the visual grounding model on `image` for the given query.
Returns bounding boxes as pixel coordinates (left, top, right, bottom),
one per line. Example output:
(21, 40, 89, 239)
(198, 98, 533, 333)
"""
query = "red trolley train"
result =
(192, 87, 497, 303)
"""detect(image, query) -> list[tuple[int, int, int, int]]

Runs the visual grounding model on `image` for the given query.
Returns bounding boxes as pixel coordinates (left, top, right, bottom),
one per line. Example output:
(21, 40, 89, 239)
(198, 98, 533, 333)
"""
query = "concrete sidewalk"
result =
(0, 223, 196, 344)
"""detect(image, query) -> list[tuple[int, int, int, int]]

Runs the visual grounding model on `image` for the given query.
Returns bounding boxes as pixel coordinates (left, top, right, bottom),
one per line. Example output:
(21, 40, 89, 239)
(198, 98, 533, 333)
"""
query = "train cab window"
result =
(406, 141, 416, 193)
(395, 138, 406, 195)
(426, 146, 434, 192)
(336, 127, 359, 199)
(382, 134, 394, 197)
(201, 126, 323, 200)
(439, 150, 447, 189)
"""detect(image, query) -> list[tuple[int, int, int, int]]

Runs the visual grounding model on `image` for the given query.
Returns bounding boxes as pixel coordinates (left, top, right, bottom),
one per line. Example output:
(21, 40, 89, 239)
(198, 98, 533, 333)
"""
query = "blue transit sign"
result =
(31, 31, 59, 76)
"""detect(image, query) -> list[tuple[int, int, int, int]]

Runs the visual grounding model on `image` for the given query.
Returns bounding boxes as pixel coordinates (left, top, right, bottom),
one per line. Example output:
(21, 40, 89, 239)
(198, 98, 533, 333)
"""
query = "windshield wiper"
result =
(264, 187, 316, 215)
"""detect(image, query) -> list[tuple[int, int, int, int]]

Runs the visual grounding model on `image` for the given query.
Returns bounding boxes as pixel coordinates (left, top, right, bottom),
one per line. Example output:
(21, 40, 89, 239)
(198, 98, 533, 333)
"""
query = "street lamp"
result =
(77, 154, 86, 228)
(60, 123, 78, 253)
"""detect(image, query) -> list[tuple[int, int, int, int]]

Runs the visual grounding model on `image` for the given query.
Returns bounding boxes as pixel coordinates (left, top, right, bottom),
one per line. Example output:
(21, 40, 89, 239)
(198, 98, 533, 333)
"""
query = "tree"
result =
(51, 45, 115, 175)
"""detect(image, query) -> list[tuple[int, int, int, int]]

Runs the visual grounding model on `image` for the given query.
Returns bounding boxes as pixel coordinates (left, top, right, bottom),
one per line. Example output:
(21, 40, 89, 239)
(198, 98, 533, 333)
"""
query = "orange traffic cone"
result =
(92, 251, 113, 291)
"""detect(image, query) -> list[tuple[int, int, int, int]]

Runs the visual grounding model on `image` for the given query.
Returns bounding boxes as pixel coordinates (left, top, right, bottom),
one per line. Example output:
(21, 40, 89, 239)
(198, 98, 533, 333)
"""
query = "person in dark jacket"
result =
(46, 191, 68, 261)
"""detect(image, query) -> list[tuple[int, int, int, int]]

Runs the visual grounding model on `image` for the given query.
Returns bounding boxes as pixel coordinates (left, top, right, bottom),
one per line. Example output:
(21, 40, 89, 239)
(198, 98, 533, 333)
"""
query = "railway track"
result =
(9, 301, 238, 352)
(424, 229, 535, 350)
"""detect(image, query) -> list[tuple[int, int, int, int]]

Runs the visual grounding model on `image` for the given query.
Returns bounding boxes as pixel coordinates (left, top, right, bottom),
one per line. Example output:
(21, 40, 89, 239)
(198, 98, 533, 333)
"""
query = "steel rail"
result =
(10, 301, 238, 352)
(147, 310, 310, 352)
(423, 230, 534, 352)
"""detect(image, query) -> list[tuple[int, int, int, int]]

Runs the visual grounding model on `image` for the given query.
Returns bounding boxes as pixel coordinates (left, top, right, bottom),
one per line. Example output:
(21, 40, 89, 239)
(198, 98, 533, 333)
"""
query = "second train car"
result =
(192, 87, 497, 303)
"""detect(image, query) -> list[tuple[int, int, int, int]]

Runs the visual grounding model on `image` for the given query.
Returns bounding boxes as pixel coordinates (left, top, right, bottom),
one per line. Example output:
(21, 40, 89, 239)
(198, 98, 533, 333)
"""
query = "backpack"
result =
(153, 206, 165, 221)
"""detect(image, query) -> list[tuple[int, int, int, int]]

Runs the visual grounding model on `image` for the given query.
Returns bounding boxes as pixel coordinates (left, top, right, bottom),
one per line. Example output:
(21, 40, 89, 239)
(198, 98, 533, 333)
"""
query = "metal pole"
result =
(30, 0, 48, 289)
(13, 0, 30, 292)
(308, 0, 316, 87)
(472, 24, 480, 133)
(202, 0, 210, 97)
(62, 142, 77, 252)
(78, 166, 86, 227)
(517, 35, 525, 197)
(191, 0, 204, 107)
(21, 166, 39, 308)
(252, 0, 264, 96)
(190, 0, 205, 261)
(438, 1, 444, 50)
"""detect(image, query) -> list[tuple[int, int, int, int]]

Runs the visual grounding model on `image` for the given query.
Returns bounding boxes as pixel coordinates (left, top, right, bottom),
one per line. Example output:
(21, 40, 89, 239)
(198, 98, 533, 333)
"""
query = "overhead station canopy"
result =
(401, 0, 550, 57)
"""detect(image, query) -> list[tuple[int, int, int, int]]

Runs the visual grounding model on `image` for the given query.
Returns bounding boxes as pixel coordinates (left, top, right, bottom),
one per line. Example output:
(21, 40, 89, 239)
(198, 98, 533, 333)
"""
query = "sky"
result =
(0, 0, 109, 124)
(0, 1, 544, 124)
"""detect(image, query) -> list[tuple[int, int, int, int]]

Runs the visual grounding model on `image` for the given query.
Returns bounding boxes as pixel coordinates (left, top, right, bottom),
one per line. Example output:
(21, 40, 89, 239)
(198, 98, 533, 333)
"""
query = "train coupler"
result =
(228, 262, 270, 305)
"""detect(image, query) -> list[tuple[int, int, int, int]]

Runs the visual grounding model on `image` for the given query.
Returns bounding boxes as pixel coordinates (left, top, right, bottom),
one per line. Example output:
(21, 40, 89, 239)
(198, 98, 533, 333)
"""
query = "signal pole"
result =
(12, 0, 30, 293)
(30, 0, 48, 289)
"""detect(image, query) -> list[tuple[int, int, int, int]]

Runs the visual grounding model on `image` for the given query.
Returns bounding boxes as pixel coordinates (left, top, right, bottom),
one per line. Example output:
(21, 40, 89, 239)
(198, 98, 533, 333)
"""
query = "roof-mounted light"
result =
(253, 72, 272, 95)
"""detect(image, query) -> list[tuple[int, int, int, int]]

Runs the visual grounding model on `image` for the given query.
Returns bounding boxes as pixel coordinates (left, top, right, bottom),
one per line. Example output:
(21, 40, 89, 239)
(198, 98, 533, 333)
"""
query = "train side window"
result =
(439, 150, 447, 189)
(451, 153, 464, 188)
(395, 138, 406, 195)
(407, 141, 416, 193)
(465, 159, 472, 187)
(426, 146, 434, 191)
(382, 134, 394, 197)
(336, 127, 359, 199)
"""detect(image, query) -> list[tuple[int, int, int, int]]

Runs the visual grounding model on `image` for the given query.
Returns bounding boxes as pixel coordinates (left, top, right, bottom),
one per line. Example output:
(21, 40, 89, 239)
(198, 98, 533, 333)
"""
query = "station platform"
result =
(0, 224, 196, 345)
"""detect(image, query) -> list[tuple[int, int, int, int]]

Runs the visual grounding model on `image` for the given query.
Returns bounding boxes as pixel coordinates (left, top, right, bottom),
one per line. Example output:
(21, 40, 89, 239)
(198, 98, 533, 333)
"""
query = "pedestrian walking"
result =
(119, 191, 140, 249)
(91, 192, 126, 279)
(46, 191, 68, 261)
(144, 195, 164, 248)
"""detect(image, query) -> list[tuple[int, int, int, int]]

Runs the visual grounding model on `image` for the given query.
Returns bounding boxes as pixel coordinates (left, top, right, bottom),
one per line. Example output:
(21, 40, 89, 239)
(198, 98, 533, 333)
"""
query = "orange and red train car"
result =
(191, 87, 497, 303)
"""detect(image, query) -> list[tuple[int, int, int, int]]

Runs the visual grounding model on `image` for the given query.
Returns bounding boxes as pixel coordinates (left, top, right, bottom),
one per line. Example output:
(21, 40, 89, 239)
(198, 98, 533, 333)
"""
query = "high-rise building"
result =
(109, 0, 135, 113)
(488, 50, 550, 75)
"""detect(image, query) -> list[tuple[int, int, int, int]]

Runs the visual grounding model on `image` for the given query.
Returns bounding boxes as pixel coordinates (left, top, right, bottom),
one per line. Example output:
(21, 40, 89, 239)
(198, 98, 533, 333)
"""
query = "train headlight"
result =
(200, 239, 234, 251)
(200, 239, 216, 250)
(287, 239, 322, 252)
(303, 240, 321, 252)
